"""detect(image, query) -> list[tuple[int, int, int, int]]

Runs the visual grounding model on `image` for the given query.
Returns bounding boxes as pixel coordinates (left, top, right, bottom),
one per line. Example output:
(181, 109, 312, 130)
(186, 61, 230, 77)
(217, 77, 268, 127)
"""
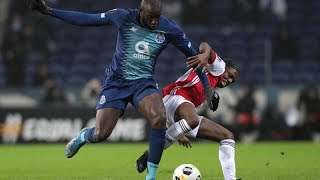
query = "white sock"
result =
(163, 135, 173, 150)
(219, 139, 236, 180)
(166, 119, 191, 141)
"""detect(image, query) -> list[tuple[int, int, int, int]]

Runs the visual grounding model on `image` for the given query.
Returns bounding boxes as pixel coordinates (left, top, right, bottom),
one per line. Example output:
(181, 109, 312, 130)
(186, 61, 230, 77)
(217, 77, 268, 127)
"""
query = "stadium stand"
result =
(1, 0, 320, 144)
(0, 0, 319, 89)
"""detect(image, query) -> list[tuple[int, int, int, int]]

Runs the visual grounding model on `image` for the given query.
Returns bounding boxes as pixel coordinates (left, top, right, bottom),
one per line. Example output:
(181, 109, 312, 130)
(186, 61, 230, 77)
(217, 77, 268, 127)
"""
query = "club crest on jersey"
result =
(156, 32, 165, 43)
(99, 95, 106, 105)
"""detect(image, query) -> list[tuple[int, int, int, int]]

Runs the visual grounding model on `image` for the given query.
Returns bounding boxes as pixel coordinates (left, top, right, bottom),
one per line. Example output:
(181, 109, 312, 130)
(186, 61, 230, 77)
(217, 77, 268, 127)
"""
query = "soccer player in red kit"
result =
(136, 42, 241, 180)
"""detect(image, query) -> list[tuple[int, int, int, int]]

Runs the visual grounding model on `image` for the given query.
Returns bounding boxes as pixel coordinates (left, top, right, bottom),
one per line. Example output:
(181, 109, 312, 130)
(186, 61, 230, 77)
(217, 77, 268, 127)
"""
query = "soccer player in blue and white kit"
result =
(30, 0, 217, 179)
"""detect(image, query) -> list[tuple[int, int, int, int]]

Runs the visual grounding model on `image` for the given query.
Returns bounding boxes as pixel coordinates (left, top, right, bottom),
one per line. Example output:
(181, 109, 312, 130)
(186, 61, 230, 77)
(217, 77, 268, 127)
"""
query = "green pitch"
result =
(0, 142, 319, 180)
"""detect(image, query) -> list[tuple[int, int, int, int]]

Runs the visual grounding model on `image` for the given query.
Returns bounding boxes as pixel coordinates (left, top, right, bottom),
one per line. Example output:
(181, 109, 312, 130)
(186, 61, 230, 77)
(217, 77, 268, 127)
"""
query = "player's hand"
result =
(204, 86, 220, 112)
(178, 136, 192, 148)
(29, 0, 52, 15)
(186, 51, 210, 72)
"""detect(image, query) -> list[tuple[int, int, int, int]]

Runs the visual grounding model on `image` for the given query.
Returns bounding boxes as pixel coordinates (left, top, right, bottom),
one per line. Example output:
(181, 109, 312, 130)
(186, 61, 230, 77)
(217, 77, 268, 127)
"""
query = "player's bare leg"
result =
(137, 93, 166, 180)
(136, 106, 240, 180)
(136, 102, 198, 173)
(166, 102, 199, 141)
(172, 103, 238, 180)
(64, 108, 120, 158)
(142, 116, 239, 180)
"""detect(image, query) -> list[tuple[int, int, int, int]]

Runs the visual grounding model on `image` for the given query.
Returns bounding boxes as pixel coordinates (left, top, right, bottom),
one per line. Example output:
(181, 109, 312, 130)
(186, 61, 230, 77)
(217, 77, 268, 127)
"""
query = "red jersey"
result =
(162, 53, 225, 108)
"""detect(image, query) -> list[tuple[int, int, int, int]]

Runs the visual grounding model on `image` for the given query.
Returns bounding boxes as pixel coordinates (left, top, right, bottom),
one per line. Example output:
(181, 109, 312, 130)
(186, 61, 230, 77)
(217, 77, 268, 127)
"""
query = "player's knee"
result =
(185, 118, 199, 129)
(149, 113, 166, 128)
(94, 128, 112, 142)
(222, 130, 234, 140)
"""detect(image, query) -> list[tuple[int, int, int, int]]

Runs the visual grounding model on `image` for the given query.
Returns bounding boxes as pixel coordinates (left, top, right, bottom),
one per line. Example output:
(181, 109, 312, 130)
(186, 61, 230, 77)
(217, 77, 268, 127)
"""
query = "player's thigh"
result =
(137, 93, 166, 127)
(95, 108, 121, 135)
(196, 117, 234, 142)
(175, 102, 199, 128)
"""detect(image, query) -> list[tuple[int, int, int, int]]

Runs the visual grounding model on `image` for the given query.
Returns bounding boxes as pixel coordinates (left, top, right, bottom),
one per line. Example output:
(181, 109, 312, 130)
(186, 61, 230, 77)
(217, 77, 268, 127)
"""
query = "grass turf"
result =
(0, 142, 319, 180)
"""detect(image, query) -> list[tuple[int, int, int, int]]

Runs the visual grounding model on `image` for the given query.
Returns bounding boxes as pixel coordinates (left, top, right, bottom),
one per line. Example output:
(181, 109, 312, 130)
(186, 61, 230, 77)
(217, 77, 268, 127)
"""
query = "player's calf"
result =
(93, 127, 112, 142)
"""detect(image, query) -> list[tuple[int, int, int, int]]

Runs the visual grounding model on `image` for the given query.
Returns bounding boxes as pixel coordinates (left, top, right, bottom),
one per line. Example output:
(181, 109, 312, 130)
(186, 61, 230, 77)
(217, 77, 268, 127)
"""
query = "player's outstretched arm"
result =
(170, 23, 217, 109)
(187, 42, 213, 71)
(199, 42, 220, 112)
(187, 42, 220, 111)
(200, 42, 221, 111)
(30, 0, 111, 26)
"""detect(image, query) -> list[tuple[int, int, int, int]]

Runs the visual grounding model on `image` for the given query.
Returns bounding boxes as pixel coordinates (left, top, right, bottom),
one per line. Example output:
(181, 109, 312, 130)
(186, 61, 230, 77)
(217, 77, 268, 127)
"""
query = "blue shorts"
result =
(96, 78, 160, 114)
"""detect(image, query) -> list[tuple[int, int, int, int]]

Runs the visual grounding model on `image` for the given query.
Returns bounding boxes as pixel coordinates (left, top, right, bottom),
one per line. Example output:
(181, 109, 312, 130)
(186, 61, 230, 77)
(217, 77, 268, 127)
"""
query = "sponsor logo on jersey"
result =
(156, 32, 165, 43)
(133, 41, 151, 60)
(99, 95, 106, 105)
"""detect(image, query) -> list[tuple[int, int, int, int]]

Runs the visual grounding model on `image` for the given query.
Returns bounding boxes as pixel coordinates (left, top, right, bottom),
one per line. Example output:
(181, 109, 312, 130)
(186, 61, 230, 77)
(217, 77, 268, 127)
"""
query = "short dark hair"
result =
(224, 58, 239, 74)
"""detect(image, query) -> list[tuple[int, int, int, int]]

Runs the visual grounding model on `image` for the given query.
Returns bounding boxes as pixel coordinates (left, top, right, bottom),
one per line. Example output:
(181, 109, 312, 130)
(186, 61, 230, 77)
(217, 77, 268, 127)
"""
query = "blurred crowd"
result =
(198, 84, 320, 142)
(2, 0, 316, 88)
(0, 0, 319, 141)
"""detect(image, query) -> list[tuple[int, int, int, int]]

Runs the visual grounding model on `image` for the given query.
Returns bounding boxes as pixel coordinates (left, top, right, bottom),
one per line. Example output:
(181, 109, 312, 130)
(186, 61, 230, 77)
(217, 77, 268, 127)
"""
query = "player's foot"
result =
(136, 150, 149, 173)
(64, 128, 88, 158)
(236, 178, 242, 180)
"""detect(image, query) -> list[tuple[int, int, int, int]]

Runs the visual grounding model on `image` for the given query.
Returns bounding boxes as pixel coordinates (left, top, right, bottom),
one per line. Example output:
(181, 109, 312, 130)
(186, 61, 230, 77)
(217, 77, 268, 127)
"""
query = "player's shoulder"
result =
(208, 57, 226, 76)
(125, 8, 139, 16)
(106, 8, 140, 25)
(158, 16, 182, 34)
(108, 8, 138, 18)
(107, 8, 128, 14)
(125, 8, 140, 20)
